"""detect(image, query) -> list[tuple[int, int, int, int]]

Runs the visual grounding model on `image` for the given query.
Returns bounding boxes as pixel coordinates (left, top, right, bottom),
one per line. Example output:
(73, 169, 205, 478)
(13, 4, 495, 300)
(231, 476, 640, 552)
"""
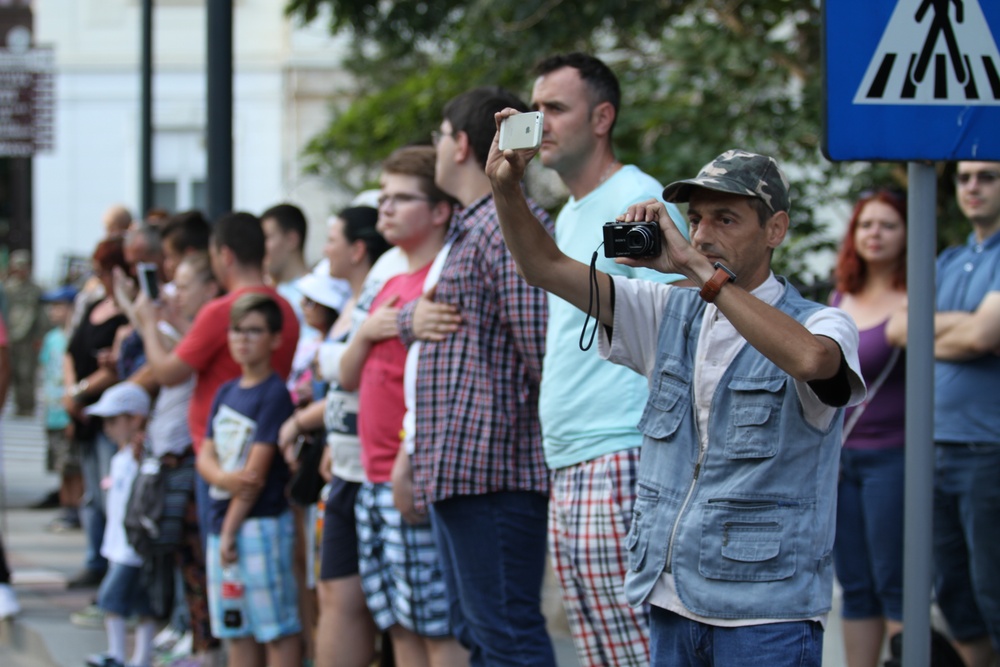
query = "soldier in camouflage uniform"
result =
(4, 250, 47, 416)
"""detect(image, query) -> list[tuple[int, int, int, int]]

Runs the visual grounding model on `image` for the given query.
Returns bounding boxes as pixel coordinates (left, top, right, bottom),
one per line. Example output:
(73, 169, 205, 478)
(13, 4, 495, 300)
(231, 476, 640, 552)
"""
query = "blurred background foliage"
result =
(286, 0, 969, 288)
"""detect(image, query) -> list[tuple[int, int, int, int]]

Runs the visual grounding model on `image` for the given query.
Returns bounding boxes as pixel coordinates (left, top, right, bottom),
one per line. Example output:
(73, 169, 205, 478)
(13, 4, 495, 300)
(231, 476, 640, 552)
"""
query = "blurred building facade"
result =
(31, 0, 352, 284)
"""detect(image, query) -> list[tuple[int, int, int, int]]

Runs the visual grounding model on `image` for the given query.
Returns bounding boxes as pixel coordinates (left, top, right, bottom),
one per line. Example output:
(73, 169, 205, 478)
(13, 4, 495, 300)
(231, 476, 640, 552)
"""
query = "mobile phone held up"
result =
(498, 111, 544, 151)
(137, 262, 160, 301)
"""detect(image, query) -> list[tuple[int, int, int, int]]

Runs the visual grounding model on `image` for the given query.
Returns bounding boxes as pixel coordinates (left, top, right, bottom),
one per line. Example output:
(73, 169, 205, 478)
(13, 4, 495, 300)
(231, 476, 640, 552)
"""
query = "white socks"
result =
(105, 614, 127, 662)
(132, 619, 157, 667)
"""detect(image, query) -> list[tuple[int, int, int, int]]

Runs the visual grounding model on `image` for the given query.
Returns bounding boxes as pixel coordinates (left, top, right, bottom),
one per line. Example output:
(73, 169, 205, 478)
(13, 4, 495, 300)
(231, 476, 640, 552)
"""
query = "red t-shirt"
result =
(358, 264, 431, 482)
(175, 286, 300, 452)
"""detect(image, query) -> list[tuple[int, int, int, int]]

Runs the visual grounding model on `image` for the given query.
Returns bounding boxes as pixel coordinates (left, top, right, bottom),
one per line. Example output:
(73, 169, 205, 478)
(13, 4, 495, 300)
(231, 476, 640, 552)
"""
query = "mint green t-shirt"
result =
(540, 165, 686, 468)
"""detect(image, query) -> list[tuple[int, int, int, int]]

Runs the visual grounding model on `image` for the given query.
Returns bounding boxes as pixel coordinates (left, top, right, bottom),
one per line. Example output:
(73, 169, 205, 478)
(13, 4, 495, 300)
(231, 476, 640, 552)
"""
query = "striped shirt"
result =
(399, 194, 552, 511)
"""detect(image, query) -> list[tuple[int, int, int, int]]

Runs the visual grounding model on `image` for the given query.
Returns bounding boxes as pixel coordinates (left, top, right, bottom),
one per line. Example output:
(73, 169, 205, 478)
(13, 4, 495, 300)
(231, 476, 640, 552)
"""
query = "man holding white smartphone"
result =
(524, 53, 687, 667)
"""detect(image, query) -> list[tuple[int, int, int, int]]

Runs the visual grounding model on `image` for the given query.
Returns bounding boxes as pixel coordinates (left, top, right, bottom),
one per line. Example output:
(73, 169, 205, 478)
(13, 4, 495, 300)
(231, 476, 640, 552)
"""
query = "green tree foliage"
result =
(287, 0, 966, 285)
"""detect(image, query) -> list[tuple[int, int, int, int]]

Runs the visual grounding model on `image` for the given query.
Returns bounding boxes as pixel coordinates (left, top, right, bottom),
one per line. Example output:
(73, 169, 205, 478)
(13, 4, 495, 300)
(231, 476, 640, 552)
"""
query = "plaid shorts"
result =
(549, 448, 650, 667)
(206, 512, 301, 643)
(355, 482, 450, 637)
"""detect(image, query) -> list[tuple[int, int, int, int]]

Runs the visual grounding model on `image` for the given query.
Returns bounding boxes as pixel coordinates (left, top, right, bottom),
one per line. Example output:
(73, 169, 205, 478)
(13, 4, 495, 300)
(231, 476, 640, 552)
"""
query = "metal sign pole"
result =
(901, 161, 936, 667)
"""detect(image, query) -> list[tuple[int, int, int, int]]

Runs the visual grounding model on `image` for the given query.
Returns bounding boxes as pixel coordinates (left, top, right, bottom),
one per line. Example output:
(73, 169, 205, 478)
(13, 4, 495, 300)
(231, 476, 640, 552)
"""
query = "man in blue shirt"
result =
(523, 53, 687, 667)
(889, 161, 1000, 667)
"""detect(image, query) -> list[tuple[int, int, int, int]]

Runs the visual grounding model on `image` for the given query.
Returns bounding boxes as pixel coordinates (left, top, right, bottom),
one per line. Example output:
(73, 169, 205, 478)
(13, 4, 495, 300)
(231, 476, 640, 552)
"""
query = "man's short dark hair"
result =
(161, 211, 211, 255)
(211, 212, 266, 268)
(260, 203, 307, 252)
(230, 292, 283, 334)
(534, 52, 621, 135)
(750, 197, 774, 227)
(443, 87, 528, 169)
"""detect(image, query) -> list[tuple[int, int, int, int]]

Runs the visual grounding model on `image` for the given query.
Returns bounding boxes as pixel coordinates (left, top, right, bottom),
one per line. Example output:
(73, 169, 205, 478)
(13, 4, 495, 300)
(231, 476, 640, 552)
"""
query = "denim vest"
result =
(623, 280, 843, 619)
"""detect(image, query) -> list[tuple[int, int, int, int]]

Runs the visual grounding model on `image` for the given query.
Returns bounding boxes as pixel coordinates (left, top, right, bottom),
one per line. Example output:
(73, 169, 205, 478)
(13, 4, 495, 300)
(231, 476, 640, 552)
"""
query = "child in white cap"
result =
(82, 382, 156, 667)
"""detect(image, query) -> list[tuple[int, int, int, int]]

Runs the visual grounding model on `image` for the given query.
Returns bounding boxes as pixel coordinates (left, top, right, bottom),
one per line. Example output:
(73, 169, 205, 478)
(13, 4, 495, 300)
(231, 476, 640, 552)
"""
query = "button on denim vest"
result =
(623, 279, 843, 619)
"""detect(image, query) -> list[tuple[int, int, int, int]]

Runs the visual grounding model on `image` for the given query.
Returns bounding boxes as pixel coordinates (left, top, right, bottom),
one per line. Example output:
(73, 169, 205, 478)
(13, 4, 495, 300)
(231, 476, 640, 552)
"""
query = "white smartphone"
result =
(498, 111, 544, 151)
(136, 262, 160, 301)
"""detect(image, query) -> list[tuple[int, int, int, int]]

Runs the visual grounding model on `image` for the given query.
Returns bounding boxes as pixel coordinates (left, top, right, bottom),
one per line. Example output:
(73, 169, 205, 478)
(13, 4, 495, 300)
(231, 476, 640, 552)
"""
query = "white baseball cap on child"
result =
(297, 272, 351, 313)
(84, 382, 151, 418)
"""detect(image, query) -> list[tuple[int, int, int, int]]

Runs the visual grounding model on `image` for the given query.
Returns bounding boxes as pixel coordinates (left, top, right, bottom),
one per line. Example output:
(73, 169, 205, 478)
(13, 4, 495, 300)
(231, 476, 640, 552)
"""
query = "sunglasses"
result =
(955, 170, 1000, 187)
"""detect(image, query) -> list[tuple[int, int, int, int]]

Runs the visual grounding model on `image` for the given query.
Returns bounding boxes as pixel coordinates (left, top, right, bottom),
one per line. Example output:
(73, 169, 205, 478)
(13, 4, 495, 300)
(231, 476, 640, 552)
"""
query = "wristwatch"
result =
(699, 262, 737, 303)
(70, 379, 90, 402)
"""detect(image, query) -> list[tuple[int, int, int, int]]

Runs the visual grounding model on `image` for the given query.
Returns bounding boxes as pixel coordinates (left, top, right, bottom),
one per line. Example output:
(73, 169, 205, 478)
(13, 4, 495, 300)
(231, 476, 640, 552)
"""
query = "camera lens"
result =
(625, 226, 655, 254)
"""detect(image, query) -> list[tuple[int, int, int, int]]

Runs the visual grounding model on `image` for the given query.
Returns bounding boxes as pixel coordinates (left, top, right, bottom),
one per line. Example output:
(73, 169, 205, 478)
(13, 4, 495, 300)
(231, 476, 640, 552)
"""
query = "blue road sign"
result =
(824, 0, 1000, 161)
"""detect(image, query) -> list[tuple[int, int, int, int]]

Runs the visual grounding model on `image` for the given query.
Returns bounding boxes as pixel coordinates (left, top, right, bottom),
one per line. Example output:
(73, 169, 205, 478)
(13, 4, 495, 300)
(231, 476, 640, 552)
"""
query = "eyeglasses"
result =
(431, 129, 454, 147)
(228, 326, 267, 339)
(377, 193, 432, 209)
(956, 170, 1000, 187)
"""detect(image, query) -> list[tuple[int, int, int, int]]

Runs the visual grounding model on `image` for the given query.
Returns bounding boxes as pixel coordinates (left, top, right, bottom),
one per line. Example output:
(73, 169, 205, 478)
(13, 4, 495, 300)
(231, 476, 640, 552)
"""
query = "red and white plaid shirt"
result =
(399, 194, 553, 512)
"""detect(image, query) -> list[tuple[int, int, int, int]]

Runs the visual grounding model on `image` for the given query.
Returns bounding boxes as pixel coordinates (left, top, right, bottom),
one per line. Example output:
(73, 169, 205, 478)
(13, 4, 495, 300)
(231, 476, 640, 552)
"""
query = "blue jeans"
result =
(649, 607, 823, 667)
(833, 447, 905, 620)
(933, 442, 1000, 646)
(79, 432, 117, 573)
(194, 471, 212, 556)
(430, 492, 555, 667)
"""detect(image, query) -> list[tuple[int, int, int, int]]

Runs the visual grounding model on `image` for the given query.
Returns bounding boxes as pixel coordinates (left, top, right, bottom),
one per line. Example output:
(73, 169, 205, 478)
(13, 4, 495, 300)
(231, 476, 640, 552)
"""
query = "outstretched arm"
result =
(487, 109, 616, 326)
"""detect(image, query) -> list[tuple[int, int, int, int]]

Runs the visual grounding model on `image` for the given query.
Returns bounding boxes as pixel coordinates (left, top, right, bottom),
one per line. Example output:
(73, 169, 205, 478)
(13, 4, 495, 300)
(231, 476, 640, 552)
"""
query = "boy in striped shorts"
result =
(339, 146, 466, 666)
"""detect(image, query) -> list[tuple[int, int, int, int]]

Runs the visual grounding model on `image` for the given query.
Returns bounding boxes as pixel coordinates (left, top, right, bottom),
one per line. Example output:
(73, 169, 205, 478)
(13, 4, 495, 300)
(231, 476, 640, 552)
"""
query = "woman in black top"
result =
(63, 237, 131, 589)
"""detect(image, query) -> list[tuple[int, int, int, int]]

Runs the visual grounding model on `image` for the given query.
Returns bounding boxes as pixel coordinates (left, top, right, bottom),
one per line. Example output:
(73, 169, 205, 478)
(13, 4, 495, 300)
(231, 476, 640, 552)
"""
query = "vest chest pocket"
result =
(638, 370, 688, 441)
(724, 376, 786, 459)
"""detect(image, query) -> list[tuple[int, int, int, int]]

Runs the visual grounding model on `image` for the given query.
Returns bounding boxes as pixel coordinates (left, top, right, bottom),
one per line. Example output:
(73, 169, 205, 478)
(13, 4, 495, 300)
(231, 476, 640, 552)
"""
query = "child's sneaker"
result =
(71, 603, 105, 628)
(0, 583, 20, 619)
(85, 653, 125, 667)
(152, 625, 183, 652)
(155, 630, 192, 665)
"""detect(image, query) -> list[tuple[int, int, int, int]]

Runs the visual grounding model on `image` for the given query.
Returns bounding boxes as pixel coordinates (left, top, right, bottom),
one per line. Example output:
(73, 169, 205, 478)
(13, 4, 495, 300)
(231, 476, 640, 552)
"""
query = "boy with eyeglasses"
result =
(339, 146, 468, 666)
(196, 293, 301, 667)
(889, 161, 1000, 667)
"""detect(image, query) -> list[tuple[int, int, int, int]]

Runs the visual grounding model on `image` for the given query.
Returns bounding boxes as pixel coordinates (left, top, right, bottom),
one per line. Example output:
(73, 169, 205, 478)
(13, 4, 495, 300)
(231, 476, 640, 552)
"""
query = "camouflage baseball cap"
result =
(662, 149, 790, 214)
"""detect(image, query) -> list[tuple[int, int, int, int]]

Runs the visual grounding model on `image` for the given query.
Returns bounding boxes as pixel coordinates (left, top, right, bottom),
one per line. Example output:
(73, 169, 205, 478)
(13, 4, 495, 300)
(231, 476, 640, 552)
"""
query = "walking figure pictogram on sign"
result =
(912, 0, 965, 87)
(853, 0, 1000, 106)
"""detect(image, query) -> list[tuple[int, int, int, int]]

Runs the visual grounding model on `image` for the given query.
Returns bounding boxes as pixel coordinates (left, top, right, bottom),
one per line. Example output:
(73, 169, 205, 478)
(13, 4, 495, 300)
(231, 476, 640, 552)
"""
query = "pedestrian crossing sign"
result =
(824, 0, 1000, 160)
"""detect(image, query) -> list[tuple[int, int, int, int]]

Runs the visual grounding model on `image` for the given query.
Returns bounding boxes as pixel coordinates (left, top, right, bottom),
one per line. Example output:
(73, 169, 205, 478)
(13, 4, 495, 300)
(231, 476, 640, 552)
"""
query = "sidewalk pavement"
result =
(0, 404, 847, 667)
(0, 404, 111, 667)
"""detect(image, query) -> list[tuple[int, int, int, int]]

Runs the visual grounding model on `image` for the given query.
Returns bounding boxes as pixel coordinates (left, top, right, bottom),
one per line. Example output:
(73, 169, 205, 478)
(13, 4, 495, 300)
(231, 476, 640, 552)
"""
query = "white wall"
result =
(31, 0, 352, 284)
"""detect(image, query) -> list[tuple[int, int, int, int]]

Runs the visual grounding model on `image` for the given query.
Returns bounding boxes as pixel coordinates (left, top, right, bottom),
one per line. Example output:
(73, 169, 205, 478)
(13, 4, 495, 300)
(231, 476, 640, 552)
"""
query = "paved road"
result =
(0, 402, 849, 666)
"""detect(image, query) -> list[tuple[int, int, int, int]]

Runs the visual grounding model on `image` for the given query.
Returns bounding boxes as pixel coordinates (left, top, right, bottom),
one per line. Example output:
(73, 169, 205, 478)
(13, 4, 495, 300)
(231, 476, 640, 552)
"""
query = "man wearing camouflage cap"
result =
(488, 142, 866, 665)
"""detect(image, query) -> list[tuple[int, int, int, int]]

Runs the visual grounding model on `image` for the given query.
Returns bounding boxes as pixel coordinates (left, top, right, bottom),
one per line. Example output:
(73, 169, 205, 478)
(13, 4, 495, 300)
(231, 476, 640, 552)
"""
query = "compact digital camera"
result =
(602, 221, 661, 258)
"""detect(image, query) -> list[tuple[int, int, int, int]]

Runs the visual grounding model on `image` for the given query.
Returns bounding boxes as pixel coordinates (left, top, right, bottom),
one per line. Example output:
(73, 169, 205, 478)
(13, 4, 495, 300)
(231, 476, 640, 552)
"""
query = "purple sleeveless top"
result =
(832, 292, 906, 450)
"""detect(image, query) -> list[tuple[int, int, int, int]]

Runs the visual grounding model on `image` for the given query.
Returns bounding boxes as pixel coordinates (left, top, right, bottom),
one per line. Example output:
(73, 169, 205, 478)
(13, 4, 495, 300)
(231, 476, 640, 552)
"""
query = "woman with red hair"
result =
(830, 189, 908, 667)
(63, 237, 131, 593)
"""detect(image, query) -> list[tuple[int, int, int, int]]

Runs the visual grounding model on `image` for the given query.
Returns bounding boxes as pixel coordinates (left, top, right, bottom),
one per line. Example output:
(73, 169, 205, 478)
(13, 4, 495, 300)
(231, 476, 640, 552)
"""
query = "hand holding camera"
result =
(612, 199, 700, 278)
(602, 221, 661, 258)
